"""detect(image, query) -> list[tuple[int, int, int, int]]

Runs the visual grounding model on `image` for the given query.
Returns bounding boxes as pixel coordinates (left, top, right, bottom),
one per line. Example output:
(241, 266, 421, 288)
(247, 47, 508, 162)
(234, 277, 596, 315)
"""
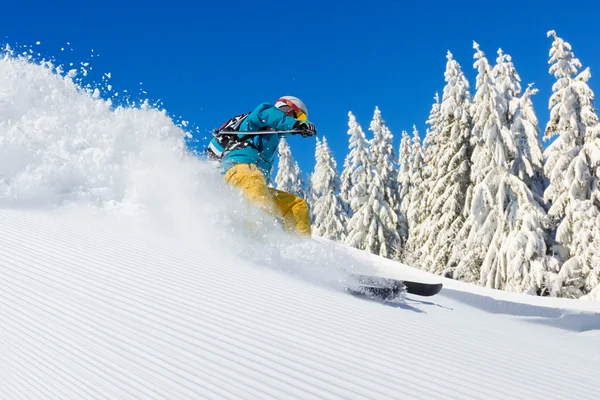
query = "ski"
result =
(402, 280, 443, 297)
(348, 274, 443, 301)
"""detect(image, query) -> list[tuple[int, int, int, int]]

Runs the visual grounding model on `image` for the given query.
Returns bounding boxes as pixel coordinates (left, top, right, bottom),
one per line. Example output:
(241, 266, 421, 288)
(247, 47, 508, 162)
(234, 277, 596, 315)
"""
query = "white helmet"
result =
(275, 96, 308, 120)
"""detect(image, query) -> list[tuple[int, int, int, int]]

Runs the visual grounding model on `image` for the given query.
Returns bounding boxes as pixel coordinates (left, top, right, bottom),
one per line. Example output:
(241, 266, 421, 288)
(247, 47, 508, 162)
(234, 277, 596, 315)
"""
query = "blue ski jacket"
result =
(214, 103, 299, 179)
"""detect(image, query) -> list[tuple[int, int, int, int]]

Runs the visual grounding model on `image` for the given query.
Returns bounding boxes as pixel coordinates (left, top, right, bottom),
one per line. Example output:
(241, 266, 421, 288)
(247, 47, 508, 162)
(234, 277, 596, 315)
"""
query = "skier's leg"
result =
(224, 164, 282, 219)
(268, 188, 311, 236)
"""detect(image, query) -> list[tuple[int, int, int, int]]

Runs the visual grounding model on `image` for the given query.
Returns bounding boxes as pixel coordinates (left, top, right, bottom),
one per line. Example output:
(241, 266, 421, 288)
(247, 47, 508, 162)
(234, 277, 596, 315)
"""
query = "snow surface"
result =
(2, 210, 600, 399)
(1, 50, 600, 399)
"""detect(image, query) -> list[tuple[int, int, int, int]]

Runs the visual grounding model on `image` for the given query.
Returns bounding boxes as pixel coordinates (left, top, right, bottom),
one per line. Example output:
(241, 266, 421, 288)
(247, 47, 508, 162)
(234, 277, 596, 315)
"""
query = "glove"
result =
(294, 120, 317, 137)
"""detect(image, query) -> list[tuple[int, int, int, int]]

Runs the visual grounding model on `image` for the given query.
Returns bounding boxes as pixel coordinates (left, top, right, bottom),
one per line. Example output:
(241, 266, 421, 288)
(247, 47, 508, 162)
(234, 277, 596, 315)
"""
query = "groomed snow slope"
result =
(1, 49, 600, 399)
(1, 209, 600, 400)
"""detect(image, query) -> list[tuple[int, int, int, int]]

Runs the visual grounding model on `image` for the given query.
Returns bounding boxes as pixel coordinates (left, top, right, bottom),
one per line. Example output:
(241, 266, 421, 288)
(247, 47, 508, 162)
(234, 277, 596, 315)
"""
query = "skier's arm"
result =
(245, 104, 298, 132)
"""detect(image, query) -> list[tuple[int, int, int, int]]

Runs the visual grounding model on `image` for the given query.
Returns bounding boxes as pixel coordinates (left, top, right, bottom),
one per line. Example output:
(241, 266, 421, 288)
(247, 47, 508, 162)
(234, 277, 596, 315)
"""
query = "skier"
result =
(207, 96, 317, 236)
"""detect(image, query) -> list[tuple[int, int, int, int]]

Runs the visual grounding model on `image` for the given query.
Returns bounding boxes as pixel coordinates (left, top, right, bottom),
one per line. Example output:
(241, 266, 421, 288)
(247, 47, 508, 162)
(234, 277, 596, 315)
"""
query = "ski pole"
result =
(215, 129, 306, 136)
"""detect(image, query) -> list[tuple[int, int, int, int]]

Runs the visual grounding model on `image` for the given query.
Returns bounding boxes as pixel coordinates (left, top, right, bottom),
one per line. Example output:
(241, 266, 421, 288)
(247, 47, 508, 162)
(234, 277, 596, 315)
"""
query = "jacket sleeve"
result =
(206, 136, 224, 158)
(245, 103, 298, 132)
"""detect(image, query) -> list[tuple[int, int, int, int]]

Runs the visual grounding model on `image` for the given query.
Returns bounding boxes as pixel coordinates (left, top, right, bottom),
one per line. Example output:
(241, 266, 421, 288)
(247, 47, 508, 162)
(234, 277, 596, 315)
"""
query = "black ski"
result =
(349, 274, 443, 300)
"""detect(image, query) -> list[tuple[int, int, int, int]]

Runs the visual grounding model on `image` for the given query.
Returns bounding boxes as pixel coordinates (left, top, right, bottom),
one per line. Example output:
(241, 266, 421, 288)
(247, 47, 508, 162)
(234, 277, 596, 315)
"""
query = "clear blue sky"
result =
(3, 0, 599, 177)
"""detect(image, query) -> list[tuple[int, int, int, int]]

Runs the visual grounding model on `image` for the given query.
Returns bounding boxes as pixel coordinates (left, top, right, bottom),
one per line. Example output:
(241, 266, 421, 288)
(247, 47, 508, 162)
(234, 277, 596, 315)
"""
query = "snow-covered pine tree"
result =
(492, 48, 544, 194)
(293, 162, 305, 197)
(397, 130, 412, 244)
(451, 43, 549, 293)
(344, 112, 372, 250)
(398, 130, 412, 215)
(303, 171, 315, 223)
(501, 83, 550, 293)
(558, 202, 600, 300)
(369, 107, 405, 251)
(275, 136, 304, 197)
(404, 93, 443, 266)
(311, 137, 347, 241)
(344, 111, 371, 208)
(345, 112, 401, 258)
(493, 49, 521, 100)
(544, 30, 600, 298)
(403, 127, 427, 264)
(512, 85, 546, 198)
(450, 42, 507, 284)
(490, 49, 550, 293)
(339, 154, 353, 218)
(369, 107, 399, 210)
(422, 92, 442, 184)
(469, 43, 513, 185)
(412, 51, 473, 275)
(406, 125, 425, 230)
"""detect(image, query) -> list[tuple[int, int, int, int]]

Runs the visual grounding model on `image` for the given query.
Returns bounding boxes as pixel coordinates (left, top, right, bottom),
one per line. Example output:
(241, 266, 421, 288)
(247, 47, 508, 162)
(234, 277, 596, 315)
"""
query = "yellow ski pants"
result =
(224, 163, 311, 236)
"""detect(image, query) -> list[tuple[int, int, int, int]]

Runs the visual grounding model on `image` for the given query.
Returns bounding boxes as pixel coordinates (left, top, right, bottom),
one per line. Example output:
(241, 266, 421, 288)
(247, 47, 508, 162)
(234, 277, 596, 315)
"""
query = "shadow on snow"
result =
(441, 288, 600, 333)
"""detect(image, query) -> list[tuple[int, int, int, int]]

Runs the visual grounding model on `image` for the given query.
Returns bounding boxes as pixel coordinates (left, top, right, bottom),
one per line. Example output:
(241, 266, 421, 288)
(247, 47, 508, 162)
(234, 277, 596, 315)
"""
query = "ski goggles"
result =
(281, 99, 307, 120)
